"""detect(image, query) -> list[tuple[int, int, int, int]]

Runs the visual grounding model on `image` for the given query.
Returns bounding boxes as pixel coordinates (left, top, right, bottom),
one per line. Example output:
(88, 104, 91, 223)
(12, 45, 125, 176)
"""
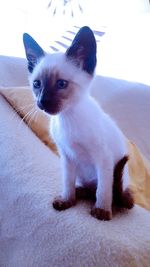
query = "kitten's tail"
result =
(113, 155, 134, 209)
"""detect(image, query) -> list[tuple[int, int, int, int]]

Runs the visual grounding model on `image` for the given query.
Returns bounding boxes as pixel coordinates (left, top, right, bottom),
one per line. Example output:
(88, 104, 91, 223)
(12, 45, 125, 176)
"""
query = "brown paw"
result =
(91, 207, 112, 221)
(122, 188, 134, 209)
(53, 196, 76, 211)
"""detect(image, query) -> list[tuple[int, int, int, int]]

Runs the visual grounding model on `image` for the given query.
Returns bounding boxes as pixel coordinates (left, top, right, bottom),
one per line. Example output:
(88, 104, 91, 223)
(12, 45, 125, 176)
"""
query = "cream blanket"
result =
(1, 94, 150, 267)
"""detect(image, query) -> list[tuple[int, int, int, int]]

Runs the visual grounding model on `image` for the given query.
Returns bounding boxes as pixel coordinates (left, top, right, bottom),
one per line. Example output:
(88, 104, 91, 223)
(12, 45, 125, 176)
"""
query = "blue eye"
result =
(56, 79, 68, 89)
(33, 80, 41, 89)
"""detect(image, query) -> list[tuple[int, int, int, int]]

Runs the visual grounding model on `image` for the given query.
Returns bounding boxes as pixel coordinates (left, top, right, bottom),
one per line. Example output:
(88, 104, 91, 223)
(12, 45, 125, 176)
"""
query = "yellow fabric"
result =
(0, 87, 57, 153)
(0, 86, 150, 211)
(127, 141, 150, 210)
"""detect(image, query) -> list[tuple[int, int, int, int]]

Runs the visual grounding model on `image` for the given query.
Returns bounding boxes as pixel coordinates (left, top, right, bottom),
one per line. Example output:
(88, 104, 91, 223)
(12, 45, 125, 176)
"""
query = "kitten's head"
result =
(23, 26, 97, 115)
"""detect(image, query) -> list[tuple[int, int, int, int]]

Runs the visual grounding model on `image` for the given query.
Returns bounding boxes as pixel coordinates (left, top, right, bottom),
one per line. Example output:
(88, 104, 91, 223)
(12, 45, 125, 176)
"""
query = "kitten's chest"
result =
(50, 115, 93, 160)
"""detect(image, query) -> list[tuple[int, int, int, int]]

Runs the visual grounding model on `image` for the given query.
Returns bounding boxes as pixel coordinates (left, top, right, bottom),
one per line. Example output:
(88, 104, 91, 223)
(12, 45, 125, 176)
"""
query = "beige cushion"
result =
(1, 94, 150, 267)
(0, 56, 28, 87)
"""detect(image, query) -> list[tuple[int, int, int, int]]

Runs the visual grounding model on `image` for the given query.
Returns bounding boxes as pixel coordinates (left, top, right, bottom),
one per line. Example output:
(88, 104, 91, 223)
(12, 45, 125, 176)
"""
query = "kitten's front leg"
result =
(91, 163, 113, 221)
(53, 156, 76, 211)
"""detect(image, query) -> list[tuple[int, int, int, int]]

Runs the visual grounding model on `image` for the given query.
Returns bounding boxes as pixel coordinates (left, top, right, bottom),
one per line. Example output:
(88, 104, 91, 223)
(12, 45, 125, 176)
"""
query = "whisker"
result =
(18, 107, 36, 129)
(26, 109, 37, 128)
(17, 103, 35, 112)
(10, 103, 35, 123)
(33, 109, 39, 124)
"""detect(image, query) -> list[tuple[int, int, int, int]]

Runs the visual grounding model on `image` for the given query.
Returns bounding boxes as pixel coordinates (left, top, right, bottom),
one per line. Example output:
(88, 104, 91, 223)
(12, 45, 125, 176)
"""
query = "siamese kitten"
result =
(23, 26, 134, 220)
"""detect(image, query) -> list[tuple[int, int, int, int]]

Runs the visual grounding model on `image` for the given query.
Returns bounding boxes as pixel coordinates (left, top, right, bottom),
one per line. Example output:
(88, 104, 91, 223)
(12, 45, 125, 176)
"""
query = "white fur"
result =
(47, 55, 130, 213)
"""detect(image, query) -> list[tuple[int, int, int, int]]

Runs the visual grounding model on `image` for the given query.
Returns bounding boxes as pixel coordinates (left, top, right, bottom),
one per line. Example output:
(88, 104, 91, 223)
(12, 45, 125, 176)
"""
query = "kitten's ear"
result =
(66, 26, 97, 75)
(23, 33, 45, 73)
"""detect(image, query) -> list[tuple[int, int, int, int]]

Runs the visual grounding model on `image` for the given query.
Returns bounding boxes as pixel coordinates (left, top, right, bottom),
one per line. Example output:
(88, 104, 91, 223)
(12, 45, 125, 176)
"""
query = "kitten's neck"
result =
(56, 94, 102, 124)
(59, 94, 90, 116)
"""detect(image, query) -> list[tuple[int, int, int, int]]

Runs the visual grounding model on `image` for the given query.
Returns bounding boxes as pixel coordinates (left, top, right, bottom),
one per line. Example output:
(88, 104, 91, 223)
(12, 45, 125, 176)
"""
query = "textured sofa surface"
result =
(1, 56, 150, 267)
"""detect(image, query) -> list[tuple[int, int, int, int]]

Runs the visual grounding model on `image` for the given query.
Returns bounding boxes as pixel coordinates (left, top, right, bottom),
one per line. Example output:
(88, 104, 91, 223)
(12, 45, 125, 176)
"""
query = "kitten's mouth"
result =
(44, 108, 60, 115)
(37, 100, 61, 115)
